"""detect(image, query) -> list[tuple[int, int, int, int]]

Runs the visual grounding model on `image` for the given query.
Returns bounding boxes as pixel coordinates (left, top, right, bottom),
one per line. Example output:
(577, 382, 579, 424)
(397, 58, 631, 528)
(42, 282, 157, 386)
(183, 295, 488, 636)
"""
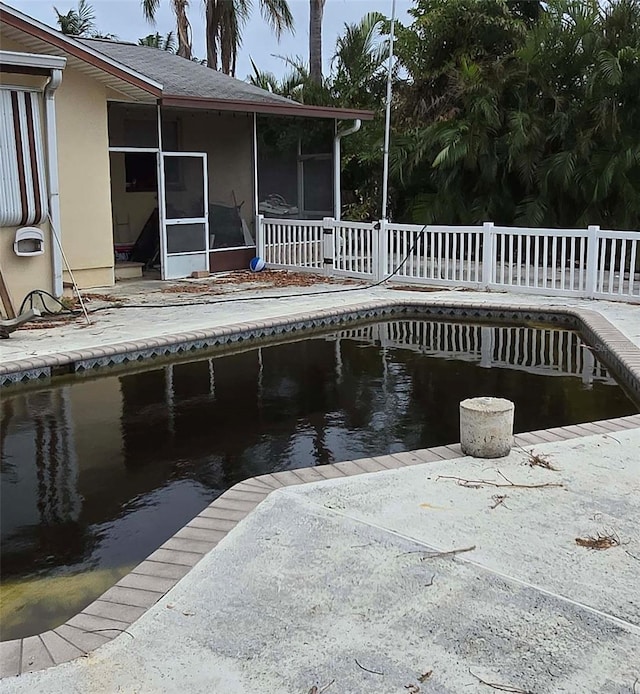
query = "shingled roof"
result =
(81, 38, 373, 121)
(1, 3, 371, 119)
(81, 39, 293, 105)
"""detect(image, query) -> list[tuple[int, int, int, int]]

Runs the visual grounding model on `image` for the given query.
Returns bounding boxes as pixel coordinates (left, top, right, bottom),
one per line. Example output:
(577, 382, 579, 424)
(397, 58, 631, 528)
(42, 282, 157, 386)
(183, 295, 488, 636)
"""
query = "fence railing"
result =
(260, 219, 324, 271)
(257, 216, 640, 303)
(334, 222, 376, 278)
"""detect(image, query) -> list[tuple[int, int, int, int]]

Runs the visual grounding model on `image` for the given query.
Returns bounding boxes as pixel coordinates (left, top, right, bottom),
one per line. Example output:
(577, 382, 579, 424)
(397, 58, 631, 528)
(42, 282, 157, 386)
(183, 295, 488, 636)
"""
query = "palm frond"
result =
(259, 0, 294, 39)
(141, 0, 160, 22)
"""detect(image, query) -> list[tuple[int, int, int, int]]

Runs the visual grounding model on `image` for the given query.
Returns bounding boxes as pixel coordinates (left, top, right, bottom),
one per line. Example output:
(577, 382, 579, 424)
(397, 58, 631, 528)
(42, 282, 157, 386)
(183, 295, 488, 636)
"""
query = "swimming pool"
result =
(1, 317, 637, 640)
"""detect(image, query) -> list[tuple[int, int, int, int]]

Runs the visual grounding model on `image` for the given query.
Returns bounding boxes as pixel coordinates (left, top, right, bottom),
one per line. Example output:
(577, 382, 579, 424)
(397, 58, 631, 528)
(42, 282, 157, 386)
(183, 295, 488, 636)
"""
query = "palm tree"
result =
(249, 54, 333, 104)
(138, 31, 177, 51)
(54, 0, 117, 38)
(389, 0, 640, 228)
(54, 0, 95, 35)
(250, 12, 387, 107)
(332, 12, 388, 106)
(141, 0, 192, 59)
(309, 0, 326, 83)
(205, 0, 294, 76)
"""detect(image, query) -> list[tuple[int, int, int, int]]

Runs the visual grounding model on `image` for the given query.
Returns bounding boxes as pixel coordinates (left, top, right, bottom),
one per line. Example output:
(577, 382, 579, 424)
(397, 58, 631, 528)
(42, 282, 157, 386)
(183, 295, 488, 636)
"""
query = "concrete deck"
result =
(2, 428, 638, 693)
(2, 277, 640, 361)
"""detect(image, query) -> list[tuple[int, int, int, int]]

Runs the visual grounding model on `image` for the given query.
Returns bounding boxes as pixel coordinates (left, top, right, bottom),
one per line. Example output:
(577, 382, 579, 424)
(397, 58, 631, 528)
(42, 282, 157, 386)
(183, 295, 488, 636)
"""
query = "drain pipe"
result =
(333, 119, 361, 220)
(44, 68, 64, 298)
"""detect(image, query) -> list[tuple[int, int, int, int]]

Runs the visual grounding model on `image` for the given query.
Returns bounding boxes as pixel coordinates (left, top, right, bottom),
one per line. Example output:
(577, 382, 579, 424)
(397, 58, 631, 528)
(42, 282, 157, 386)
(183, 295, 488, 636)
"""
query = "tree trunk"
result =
(173, 0, 192, 60)
(309, 0, 326, 84)
(205, 0, 218, 69)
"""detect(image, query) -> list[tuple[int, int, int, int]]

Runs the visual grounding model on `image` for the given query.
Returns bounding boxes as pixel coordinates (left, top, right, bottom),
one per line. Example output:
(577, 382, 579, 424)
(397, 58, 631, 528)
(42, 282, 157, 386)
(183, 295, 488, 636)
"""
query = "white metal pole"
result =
(156, 104, 168, 279)
(381, 0, 397, 221)
(44, 69, 64, 297)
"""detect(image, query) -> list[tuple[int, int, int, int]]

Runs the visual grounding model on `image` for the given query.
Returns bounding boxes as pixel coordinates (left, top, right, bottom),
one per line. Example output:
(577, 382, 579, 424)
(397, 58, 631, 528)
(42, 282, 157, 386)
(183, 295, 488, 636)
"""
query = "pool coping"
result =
(1, 414, 639, 679)
(1, 300, 640, 402)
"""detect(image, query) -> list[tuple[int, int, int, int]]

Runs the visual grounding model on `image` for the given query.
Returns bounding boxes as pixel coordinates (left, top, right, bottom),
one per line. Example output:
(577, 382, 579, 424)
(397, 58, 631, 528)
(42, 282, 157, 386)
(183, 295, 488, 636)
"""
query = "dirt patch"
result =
(83, 293, 127, 304)
(159, 271, 360, 294)
(160, 284, 227, 295)
(17, 315, 80, 331)
(388, 284, 451, 293)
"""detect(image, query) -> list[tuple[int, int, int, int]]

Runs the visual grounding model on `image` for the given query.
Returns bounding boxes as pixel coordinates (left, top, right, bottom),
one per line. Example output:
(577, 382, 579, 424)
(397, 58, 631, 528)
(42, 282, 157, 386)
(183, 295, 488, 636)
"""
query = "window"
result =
(125, 152, 157, 192)
(0, 89, 48, 226)
(122, 119, 183, 193)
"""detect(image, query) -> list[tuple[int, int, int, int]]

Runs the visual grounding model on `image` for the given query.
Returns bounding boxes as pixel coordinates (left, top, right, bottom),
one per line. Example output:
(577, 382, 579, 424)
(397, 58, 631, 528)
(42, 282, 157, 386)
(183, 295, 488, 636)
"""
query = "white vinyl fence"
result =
(257, 216, 640, 303)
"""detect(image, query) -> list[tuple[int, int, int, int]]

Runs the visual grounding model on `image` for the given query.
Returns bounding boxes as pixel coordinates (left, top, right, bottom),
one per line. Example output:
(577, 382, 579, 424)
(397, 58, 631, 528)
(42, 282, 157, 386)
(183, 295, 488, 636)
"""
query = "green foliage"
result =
(138, 31, 177, 51)
(390, 0, 640, 227)
(54, 0, 116, 38)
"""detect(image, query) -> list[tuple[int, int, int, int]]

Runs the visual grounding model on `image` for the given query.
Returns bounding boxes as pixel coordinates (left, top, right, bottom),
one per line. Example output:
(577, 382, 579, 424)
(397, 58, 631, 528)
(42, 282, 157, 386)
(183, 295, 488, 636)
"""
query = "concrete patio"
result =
(1, 427, 639, 693)
(1, 274, 639, 692)
(2, 274, 640, 363)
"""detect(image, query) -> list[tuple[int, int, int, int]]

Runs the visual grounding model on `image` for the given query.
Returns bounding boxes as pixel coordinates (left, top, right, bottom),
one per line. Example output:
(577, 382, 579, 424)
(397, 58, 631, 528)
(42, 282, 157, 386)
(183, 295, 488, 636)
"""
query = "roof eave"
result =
(0, 4, 162, 97)
(160, 95, 375, 121)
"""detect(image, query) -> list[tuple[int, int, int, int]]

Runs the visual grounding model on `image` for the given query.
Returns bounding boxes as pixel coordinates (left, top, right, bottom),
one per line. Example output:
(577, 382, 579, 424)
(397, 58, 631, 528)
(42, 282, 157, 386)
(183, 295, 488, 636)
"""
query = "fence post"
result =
(585, 225, 599, 299)
(375, 219, 387, 282)
(482, 222, 495, 289)
(256, 214, 265, 260)
(323, 217, 335, 277)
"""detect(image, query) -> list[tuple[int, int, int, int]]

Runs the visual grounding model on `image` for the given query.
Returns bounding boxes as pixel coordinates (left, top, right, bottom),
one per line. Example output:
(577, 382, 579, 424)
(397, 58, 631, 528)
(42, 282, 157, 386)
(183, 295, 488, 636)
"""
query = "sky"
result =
(9, 0, 413, 80)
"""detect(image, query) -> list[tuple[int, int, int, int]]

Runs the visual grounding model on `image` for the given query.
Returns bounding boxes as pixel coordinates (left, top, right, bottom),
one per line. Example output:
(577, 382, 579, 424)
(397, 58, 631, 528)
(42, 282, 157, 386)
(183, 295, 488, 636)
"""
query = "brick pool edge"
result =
(1, 300, 640, 401)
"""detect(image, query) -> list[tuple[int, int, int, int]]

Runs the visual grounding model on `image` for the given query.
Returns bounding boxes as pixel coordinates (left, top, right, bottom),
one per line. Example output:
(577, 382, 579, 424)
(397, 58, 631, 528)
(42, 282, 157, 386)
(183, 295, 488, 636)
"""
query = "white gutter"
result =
(333, 119, 361, 220)
(0, 49, 66, 71)
(44, 68, 64, 297)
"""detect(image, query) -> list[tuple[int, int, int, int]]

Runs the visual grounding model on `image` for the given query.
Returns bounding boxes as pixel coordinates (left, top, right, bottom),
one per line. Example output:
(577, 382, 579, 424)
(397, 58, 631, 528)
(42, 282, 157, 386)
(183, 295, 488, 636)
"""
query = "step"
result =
(115, 261, 144, 281)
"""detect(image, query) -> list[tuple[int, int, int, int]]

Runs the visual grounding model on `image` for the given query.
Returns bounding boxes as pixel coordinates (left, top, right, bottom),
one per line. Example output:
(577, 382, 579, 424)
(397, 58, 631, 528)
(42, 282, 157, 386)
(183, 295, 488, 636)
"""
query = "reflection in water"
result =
(1, 319, 637, 640)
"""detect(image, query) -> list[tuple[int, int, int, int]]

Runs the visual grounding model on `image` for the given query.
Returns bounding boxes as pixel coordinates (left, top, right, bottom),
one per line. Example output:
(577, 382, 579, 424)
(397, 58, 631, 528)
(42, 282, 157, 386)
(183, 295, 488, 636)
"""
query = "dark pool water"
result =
(1, 318, 637, 640)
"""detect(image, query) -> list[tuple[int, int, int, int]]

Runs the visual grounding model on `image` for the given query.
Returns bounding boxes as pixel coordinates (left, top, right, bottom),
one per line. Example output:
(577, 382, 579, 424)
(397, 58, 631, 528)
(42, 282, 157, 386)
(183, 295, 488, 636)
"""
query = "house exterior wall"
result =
(55, 66, 114, 288)
(0, 36, 114, 311)
(0, 222, 52, 310)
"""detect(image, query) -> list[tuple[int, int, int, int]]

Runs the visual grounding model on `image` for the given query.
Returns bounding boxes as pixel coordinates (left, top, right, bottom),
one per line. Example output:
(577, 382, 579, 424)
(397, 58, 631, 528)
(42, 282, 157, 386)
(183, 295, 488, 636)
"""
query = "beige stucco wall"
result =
(0, 35, 114, 310)
(56, 67, 114, 287)
(0, 223, 52, 313)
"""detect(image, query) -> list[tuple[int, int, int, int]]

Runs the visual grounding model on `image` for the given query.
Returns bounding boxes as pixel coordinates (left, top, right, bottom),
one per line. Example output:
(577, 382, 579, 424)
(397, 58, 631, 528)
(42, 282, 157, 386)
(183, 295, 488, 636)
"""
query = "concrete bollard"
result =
(459, 397, 515, 458)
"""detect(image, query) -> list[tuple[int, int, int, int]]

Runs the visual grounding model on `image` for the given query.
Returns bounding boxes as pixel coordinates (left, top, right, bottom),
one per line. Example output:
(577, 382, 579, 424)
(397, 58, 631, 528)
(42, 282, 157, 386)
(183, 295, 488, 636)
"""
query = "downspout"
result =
(333, 119, 361, 220)
(44, 69, 63, 297)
